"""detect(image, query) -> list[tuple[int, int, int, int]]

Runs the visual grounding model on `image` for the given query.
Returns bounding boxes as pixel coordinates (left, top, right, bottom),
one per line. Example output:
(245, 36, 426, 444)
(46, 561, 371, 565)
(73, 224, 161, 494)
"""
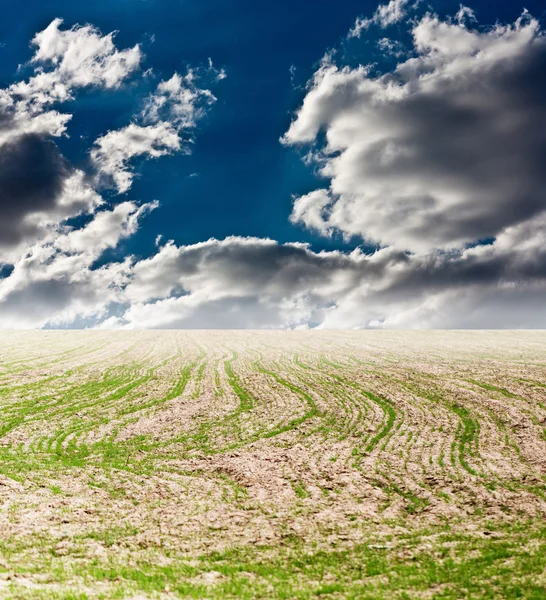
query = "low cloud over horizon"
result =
(1, 3, 546, 329)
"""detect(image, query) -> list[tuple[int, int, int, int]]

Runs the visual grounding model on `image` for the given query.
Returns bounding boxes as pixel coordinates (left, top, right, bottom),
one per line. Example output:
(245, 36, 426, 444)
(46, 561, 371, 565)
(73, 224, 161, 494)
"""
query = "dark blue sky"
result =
(1, 0, 544, 262)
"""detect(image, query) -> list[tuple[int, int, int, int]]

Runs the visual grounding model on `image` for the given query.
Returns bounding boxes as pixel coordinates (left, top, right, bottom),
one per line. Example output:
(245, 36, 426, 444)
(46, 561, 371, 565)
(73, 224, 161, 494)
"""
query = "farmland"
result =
(0, 331, 545, 599)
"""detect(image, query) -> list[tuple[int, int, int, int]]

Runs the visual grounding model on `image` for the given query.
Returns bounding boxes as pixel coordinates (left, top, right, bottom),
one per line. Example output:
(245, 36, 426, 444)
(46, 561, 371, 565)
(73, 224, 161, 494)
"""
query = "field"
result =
(0, 331, 545, 599)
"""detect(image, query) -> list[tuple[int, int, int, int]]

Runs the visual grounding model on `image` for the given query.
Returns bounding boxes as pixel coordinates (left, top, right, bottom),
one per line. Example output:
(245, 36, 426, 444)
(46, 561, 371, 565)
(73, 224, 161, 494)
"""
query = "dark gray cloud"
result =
(0, 133, 73, 247)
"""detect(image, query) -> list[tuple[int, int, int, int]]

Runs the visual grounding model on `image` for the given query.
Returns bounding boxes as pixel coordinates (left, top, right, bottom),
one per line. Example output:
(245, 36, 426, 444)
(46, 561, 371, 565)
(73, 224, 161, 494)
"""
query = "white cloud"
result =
(289, 189, 334, 236)
(90, 122, 181, 193)
(13, 18, 142, 105)
(2, 10, 546, 331)
(92, 71, 220, 193)
(284, 11, 546, 252)
(455, 5, 477, 25)
(0, 18, 141, 149)
(0, 96, 71, 146)
(377, 37, 406, 57)
(4, 205, 546, 330)
(0, 18, 222, 329)
(142, 72, 216, 127)
(349, 0, 410, 37)
(0, 202, 153, 329)
(56, 201, 157, 254)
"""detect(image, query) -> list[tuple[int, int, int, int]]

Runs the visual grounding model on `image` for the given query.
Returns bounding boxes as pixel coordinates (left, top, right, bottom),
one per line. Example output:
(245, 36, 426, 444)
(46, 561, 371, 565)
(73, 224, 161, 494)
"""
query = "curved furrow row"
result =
(0, 330, 545, 600)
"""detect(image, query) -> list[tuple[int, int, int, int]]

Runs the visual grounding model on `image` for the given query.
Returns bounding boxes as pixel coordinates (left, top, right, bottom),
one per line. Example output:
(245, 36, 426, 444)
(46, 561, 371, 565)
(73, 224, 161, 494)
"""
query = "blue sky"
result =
(0, 0, 546, 328)
(2, 0, 377, 257)
(1, 0, 542, 259)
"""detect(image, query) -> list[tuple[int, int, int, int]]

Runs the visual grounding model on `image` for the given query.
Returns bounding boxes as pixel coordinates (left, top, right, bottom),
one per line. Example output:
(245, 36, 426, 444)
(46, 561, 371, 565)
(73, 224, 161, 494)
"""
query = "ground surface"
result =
(0, 331, 545, 599)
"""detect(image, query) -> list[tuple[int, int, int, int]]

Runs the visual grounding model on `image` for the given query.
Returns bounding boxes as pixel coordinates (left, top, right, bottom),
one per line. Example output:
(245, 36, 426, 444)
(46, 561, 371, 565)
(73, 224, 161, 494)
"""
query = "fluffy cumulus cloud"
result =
(90, 122, 181, 194)
(91, 71, 219, 193)
(103, 6, 546, 331)
(16, 18, 142, 104)
(0, 18, 144, 259)
(284, 10, 546, 253)
(0, 202, 153, 329)
(1, 18, 142, 145)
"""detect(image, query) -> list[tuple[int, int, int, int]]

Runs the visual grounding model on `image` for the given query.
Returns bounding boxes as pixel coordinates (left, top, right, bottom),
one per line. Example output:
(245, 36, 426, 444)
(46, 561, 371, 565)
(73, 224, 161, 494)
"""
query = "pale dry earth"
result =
(0, 331, 545, 598)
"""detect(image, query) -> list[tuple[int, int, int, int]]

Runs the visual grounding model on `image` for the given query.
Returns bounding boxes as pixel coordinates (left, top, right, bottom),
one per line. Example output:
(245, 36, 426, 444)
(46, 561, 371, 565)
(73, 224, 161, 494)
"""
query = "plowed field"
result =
(0, 331, 545, 599)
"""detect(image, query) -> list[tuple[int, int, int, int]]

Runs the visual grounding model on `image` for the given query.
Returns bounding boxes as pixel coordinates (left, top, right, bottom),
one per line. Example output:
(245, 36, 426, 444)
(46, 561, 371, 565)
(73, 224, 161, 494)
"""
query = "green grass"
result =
(2, 520, 545, 599)
(1, 332, 545, 599)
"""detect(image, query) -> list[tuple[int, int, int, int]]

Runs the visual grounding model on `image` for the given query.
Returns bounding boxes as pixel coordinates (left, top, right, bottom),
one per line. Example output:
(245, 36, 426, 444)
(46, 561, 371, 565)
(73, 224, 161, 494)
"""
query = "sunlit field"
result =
(0, 331, 545, 599)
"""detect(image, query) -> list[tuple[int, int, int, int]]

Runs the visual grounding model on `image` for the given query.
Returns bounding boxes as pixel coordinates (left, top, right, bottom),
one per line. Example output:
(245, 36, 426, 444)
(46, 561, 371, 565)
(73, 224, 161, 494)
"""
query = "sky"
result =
(0, 0, 546, 329)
